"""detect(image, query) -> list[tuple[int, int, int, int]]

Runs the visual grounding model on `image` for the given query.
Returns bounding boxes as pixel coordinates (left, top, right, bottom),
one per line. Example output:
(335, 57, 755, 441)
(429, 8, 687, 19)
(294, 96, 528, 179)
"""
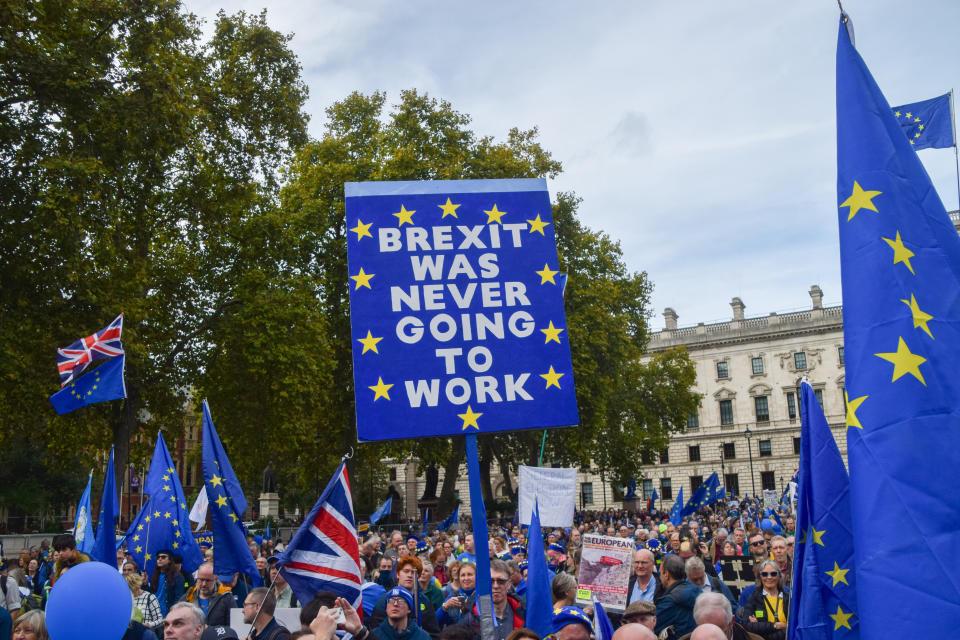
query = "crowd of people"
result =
(0, 498, 795, 640)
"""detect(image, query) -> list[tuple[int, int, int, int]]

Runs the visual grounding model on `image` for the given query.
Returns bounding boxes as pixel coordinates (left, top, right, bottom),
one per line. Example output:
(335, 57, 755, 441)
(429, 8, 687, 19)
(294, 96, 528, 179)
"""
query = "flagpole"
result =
(464, 435, 495, 640)
(949, 89, 959, 213)
(245, 570, 282, 640)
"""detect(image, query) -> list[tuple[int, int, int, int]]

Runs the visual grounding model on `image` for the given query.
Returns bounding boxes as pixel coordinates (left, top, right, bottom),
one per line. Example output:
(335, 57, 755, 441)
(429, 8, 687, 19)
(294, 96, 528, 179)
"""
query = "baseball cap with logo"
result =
(200, 626, 240, 640)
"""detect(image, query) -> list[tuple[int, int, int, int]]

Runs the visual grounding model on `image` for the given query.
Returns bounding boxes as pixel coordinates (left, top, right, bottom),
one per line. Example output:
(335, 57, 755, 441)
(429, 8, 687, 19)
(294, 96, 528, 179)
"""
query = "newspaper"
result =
(575, 534, 633, 612)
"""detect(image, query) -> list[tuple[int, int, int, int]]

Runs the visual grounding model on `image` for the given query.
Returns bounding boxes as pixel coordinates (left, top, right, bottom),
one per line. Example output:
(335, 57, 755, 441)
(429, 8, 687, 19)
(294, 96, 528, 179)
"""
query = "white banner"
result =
(518, 465, 576, 527)
(189, 484, 208, 532)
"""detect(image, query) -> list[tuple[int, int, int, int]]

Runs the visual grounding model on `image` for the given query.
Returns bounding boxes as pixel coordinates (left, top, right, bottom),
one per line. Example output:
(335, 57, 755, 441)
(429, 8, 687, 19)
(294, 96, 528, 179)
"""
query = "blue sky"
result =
(186, 0, 959, 329)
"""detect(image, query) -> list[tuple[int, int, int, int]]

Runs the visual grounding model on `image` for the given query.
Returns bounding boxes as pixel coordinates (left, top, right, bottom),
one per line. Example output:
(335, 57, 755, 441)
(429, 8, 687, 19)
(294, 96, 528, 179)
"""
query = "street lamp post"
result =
(745, 427, 757, 497)
(718, 443, 726, 493)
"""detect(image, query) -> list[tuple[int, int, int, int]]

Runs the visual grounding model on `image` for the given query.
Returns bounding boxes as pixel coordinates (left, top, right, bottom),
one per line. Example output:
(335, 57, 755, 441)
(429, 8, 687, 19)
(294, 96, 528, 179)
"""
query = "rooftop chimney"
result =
(664, 307, 678, 331)
(730, 297, 745, 321)
(809, 285, 823, 310)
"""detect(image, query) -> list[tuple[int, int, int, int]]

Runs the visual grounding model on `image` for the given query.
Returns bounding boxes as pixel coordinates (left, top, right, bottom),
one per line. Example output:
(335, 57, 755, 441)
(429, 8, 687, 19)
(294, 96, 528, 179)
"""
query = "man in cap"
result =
(368, 556, 440, 639)
(549, 606, 592, 640)
(620, 600, 657, 632)
(372, 587, 430, 640)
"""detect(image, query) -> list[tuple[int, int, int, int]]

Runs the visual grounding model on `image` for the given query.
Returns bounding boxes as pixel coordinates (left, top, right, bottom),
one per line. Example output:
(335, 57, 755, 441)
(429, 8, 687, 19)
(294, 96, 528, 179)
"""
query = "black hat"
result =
(200, 626, 240, 640)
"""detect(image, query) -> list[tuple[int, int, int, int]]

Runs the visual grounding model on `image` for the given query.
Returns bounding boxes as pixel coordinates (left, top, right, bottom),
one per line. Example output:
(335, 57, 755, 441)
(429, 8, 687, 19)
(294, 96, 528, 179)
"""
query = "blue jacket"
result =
(655, 579, 700, 637)
(372, 620, 431, 640)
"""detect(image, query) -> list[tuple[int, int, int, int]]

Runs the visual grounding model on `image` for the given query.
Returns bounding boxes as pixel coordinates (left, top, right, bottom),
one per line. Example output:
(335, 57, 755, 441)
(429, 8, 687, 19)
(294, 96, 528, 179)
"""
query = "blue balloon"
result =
(760, 518, 775, 531)
(254, 534, 264, 545)
(46, 561, 132, 640)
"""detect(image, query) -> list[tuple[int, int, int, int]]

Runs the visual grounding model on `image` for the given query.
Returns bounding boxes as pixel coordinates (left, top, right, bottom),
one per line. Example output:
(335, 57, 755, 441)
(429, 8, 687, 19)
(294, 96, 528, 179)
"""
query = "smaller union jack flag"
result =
(277, 460, 363, 611)
(57, 314, 124, 387)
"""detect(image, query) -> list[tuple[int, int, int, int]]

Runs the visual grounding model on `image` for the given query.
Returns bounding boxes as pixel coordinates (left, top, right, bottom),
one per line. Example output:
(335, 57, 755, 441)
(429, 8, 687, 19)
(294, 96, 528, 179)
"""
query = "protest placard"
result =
(575, 534, 633, 612)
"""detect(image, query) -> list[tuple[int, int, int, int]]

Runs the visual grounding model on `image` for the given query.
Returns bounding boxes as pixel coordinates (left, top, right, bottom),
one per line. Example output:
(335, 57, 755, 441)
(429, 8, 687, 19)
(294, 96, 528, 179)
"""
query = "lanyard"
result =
(764, 593, 782, 621)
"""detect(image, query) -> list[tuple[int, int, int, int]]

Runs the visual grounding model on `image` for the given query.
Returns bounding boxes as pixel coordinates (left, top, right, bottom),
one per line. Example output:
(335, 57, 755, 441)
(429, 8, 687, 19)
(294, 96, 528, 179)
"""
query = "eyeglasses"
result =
(750, 541, 765, 546)
(387, 597, 408, 606)
(759, 571, 780, 578)
(490, 578, 509, 585)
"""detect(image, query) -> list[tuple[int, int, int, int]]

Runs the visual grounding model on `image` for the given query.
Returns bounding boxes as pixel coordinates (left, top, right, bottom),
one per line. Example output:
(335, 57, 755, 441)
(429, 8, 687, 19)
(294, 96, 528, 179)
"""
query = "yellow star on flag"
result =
(810, 526, 826, 546)
(875, 336, 926, 385)
(153, 511, 161, 518)
(169, 495, 177, 502)
(905, 112, 912, 118)
(133, 534, 140, 541)
(882, 231, 915, 274)
(172, 542, 179, 549)
(172, 520, 178, 526)
(135, 545, 143, 553)
(350, 267, 375, 290)
(845, 391, 868, 429)
(830, 605, 854, 630)
(541, 321, 564, 344)
(215, 494, 228, 508)
(350, 219, 373, 240)
(458, 406, 482, 430)
(175, 530, 181, 538)
(162, 475, 169, 481)
(839, 181, 882, 221)
(230, 512, 239, 522)
(825, 561, 850, 587)
(527, 214, 549, 235)
(393, 205, 415, 226)
(894, 110, 900, 117)
(163, 512, 171, 519)
(209, 474, 223, 487)
(536, 264, 559, 285)
(540, 366, 564, 389)
(144, 552, 152, 561)
(369, 377, 394, 401)
(484, 204, 507, 224)
(168, 467, 174, 473)
(900, 293, 934, 339)
(438, 198, 461, 218)
(358, 330, 383, 354)
(137, 525, 144, 531)
(145, 515, 151, 523)
(163, 484, 170, 492)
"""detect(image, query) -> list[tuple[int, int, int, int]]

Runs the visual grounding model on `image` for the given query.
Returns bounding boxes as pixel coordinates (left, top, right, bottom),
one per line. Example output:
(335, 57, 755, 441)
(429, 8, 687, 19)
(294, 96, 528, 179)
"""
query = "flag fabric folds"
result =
(682, 472, 721, 516)
(421, 508, 429, 537)
(125, 434, 203, 576)
(592, 600, 615, 640)
(836, 21, 960, 636)
(189, 485, 209, 532)
(201, 400, 261, 585)
(276, 460, 363, 609)
(669, 487, 684, 526)
(56, 313, 124, 386)
(889, 93, 955, 150)
(74, 471, 95, 554)
(49, 354, 127, 415)
(523, 498, 553, 638)
(438, 504, 460, 530)
(647, 488, 658, 512)
(92, 446, 120, 564)
(370, 496, 392, 525)
(788, 381, 859, 639)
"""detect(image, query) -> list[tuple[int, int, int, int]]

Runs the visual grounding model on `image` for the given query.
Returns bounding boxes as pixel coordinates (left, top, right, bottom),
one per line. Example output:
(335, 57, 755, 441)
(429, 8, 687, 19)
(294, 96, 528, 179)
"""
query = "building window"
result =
(641, 450, 654, 465)
(838, 346, 844, 365)
(759, 439, 772, 457)
(723, 442, 736, 460)
(719, 399, 734, 425)
(687, 412, 699, 430)
(642, 478, 654, 499)
(794, 352, 807, 370)
(185, 463, 193, 487)
(661, 478, 673, 501)
(717, 361, 729, 379)
(389, 468, 397, 482)
(815, 389, 824, 410)
(751, 357, 764, 375)
(793, 437, 802, 455)
(761, 471, 776, 491)
(724, 473, 739, 497)
(786, 392, 797, 419)
(688, 445, 701, 462)
(754, 396, 770, 423)
(581, 482, 594, 505)
(690, 476, 703, 493)
(659, 449, 670, 464)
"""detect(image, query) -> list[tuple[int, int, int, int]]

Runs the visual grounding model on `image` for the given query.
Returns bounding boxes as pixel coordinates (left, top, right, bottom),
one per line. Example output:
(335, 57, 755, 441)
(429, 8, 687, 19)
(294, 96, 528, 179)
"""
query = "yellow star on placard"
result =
(527, 214, 549, 235)
(844, 391, 868, 429)
(882, 231, 915, 274)
(438, 198, 461, 218)
(393, 205, 415, 226)
(875, 336, 926, 385)
(358, 330, 383, 354)
(830, 605, 853, 631)
(215, 494, 228, 508)
(209, 474, 223, 487)
(541, 321, 564, 344)
(484, 204, 507, 224)
(350, 219, 373, 240)
(900, 293, 934, 339)
(826, 561, 850, 587)
(540, 366, 564, 389)
(459, 405, 482, 430)
(810, 526, 826, 546)
(369, 377, 394, 401)
(536, 263, 559, 285)
(839, 181, 882, 221)
(350, 267, 375, 290)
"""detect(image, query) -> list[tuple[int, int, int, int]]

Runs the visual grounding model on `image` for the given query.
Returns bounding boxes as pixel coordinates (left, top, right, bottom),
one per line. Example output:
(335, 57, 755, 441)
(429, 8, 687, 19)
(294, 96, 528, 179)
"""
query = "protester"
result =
(455, 559, 525, 640)
(549, 607, 592, 640)
(654, 555, 699, 638)
(368, 556, 440, 639)
(438, 562, 474, 627)
(50, 534, 90, 585)
(372, 587, 430, 640)
(124, 567, 164, 632)
(626, 549, 660, 605)
(244, 587, 292, 640)
(684, 558, 735, 609)
(620, 601, 657, 632)
(11, 609, 48, 640)
(162, 603, 205, 640)
(269, 560, 298, 609)
(550, 573, 577, 608)
(179, 561, 237, 627)
(739, 561, 788, 640)
(767, 537, 790, 586)
(418, 561, 444, 610)
(441, 562, 461, 599)
(2, 562, 21, 622)
(611, 623, 657, 640)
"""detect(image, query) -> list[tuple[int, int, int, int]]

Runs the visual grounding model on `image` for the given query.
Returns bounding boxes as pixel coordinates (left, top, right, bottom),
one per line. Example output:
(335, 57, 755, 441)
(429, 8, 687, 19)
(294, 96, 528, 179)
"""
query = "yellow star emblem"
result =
(882, 231, 915, 274)
(900, 293, 933, 339)
(350, 219, 373, 240)
(172, 520, 178, 526)
(145, 515, 151, 523)
(825, 561, 850, 587)
(810, 526, 826, 546)
(905, 112, 912, 118)
(540, 366, 564, 389)
(215, 494, 228, 508)
(369, 377, 394, 401)
(358, 330, 383, 354)
(875, 336, 926, 385)
(172, 542, 179, 549)
(168, 467, 175, 473)
(844, 391, 868, 429)
(162, 475, 169, 481)
(135, 545, 143, 553)
(893, 110, 900, 117)
(919, 124, 925, 131)
(153, 511, 161, 518)
(484, 204, 507, 224)
(163, 484, 170, 492)
(839, 181, 882, 221)
(830, 605, 853, 630)
(541, 321, 564, 344)
(164, 512, 171, 519)
(527, 214, 549, 235)
(536, 263, 559, 285)
(175, 530, 181, 538)
(144, 552, 151, 561)
(438, 198, 461, 218)
(137, 524, 144, 531)
(133, 534, 140, 541)
(230, 512, 239, 522)
(350, 267, 375, 290)
(393, 205, 415, 226)
(209, 474, 223, 487)
(914, 117, 920, 122)
(458, 405, 482, 430)
(169, 495, 177, 502)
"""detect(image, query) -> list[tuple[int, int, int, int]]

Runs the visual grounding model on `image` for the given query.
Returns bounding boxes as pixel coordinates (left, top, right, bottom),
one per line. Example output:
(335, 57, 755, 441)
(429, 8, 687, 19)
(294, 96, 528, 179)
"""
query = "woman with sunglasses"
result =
(741, 560, 789, 640)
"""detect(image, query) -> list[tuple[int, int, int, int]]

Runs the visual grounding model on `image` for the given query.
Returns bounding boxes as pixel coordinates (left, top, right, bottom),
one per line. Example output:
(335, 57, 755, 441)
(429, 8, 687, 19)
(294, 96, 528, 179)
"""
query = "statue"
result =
(625, 477, 638, 500)
(262, 462, 277, 494)
(421, 465, 439, 500)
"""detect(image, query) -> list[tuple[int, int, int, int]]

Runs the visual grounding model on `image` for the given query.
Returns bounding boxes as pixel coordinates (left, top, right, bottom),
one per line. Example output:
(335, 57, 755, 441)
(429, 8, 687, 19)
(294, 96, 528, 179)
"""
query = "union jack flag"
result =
(277, 460, 363, 611)
(57, 314, 124, 387)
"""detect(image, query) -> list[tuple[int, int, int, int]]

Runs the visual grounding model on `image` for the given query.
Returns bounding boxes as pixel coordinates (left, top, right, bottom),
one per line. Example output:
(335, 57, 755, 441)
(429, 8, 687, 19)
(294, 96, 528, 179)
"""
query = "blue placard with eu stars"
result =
(345, 178, 578, 441)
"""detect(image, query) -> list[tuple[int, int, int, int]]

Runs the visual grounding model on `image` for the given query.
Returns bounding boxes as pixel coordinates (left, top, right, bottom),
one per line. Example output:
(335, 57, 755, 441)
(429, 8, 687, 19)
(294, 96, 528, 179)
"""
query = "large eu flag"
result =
(889, 93, 955, 151)
(49, 354, 126, 415)
(837, 20, 960, 636)
(788, 382, 859, 639)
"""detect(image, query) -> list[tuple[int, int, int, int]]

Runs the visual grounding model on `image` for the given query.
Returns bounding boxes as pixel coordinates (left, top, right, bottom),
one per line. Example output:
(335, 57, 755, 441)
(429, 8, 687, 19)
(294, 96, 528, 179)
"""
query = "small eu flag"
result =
(669, 486, 684, 526)
(889, 92, 955, 150)
(837, 21, 960, 636)
(370, 496, 392, 525)
(523, 498, 553, 639)
(73, 471, 95, 554)
(49, 354, 126, 415)
(91, 445, 120, 565)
